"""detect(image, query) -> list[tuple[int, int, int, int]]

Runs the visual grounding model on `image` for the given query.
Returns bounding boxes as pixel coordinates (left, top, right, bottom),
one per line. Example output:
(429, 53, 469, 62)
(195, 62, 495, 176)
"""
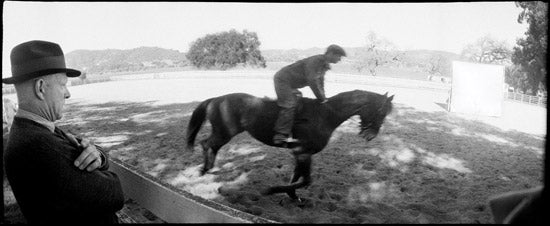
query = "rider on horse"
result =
(273, 44, 347, 145)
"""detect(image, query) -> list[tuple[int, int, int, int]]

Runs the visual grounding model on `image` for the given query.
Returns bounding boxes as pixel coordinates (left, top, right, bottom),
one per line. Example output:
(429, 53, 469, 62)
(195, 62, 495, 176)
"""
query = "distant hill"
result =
(261, 47, 325, 62)
(398, 49, 462, 65)
(65, 47, 189, 74)
(65, 46, 461, 80)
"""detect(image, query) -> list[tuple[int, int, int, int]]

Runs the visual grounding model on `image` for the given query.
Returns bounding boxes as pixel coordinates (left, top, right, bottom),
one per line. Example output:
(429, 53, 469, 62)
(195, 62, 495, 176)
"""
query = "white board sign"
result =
(450, 61, 504, 117)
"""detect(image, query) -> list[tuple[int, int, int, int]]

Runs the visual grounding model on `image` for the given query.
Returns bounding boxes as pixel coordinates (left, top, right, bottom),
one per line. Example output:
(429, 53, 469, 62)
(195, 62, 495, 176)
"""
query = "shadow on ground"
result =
(55, 100, 544, 224)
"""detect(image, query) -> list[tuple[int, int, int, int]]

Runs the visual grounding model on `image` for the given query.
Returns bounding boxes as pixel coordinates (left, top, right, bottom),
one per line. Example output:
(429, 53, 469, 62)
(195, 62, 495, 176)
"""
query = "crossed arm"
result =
(65, 132, 108, 171)
(22, 134, 125, 214)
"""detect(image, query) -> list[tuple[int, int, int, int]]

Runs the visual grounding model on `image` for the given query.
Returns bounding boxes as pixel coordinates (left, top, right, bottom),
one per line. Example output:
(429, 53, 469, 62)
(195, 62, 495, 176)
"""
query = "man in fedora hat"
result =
(2, 40, 124, 223)
(272, 44, 346, 146)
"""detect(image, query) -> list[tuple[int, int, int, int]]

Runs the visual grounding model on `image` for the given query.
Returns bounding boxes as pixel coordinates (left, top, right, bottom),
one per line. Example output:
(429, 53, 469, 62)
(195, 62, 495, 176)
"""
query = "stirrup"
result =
(273, 135, 300, 147)
(284, 137, 300, 143)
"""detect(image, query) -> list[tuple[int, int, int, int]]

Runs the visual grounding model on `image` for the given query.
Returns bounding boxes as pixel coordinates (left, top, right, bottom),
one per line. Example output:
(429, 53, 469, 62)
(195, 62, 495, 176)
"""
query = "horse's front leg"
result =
(286, 147, 310, 200)
(286, 169, 301, 200)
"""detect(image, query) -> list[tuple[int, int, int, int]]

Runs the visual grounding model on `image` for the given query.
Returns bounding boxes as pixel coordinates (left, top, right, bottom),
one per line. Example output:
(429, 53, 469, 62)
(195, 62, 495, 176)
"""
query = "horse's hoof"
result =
(277, 198, 294, 207)
(295, 197, 312, 208)
(278, 197, 306, 207)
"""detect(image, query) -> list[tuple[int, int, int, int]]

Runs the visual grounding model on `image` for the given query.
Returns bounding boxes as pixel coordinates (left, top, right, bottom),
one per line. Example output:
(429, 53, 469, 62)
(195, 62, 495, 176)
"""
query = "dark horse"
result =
(185, 89, 394, 200)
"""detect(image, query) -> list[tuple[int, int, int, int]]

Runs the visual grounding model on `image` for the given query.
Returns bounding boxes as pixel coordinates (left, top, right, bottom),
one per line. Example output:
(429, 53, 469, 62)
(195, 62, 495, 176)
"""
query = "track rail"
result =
(109, 158, 278, 223)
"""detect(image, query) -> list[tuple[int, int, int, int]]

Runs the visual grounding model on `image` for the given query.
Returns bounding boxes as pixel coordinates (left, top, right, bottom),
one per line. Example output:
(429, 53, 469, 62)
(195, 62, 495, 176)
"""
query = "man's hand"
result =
(74, 138, 103, 172)
(292, 90, 303, 98)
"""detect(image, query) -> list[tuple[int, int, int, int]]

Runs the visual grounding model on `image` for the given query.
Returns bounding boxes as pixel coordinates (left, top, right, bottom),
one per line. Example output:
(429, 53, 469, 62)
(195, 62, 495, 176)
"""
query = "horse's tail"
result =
(185, 98, 214, 152)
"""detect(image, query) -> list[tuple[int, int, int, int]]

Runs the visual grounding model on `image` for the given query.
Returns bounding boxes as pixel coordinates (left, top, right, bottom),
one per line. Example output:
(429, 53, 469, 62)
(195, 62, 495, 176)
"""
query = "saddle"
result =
(269, 91, 306, 119)
(293, 99, 307, 124)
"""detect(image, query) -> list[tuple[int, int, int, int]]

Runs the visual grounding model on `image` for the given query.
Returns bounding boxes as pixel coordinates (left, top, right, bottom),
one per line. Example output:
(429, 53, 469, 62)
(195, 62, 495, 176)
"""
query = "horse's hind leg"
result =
(199, 135, 231, 175)
(198, 99, 244, 175)
(263, 153, 312, 200)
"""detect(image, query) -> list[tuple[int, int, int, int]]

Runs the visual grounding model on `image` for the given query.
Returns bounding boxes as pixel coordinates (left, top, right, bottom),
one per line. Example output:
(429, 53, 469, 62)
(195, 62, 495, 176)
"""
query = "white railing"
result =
(505, 91, 547, 107)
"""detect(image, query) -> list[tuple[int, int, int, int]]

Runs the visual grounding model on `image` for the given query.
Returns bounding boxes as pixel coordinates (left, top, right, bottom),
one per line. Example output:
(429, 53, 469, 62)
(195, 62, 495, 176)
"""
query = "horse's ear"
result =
(383, 92, 388, 97)
(387, 95, 394, 102)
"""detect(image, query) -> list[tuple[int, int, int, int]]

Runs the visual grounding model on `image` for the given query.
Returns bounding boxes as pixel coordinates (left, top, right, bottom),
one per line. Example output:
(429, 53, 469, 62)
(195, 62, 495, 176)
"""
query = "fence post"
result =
(521, 94, 524, 102)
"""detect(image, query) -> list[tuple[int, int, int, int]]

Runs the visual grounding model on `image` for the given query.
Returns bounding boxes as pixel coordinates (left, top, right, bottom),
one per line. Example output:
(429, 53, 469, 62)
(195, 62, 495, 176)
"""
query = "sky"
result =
(2, 1, 528, 77)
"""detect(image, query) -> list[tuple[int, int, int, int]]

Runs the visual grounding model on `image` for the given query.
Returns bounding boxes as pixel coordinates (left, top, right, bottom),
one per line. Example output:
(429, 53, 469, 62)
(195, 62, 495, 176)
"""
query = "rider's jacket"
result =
(274, 54, 330, 101)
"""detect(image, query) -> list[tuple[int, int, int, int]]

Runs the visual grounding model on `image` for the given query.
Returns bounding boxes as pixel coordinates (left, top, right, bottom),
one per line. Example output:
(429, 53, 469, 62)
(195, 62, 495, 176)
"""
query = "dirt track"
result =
(3, 72, 545, 223)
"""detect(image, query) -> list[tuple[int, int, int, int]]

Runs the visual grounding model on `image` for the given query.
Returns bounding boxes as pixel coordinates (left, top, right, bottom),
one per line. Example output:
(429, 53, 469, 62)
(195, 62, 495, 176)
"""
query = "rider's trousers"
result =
(274, 76, 299, 136)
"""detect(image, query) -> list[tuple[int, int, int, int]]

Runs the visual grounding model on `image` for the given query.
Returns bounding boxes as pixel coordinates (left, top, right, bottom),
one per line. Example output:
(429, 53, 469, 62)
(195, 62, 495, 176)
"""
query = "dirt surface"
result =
(3, 73, 545, 223)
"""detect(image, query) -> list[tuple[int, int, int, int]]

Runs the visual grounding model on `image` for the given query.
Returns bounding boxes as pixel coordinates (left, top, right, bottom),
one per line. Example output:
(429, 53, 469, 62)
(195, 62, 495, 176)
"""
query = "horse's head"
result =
(326, 90, 394, 141)
(355, 91, 394, 142)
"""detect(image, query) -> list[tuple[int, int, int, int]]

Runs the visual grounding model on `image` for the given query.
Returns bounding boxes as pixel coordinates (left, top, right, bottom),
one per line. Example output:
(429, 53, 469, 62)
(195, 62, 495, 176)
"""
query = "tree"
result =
(460, 35, 512, 65)
(512, 1, 547, 95)
(353, 31, 401, 76)
(505, 64, 529, 93)
(426, 55, 444, 77)
(186, 29, 266, 70)
(424, 54, 452, 81)
(79, 71, 88, 81)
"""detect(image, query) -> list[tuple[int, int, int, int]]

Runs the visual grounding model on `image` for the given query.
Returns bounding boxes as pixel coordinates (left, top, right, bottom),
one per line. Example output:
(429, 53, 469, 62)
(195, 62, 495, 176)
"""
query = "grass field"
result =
(2, 71, 545, 223)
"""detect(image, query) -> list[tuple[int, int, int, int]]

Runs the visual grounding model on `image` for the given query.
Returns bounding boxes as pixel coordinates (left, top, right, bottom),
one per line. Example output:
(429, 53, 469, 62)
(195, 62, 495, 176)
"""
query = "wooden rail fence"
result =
(504, 92, 547, 107)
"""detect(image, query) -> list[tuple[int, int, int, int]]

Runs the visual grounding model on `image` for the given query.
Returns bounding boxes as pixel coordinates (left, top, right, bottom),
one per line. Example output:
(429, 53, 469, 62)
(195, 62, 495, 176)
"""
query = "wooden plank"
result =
(116, 211, 138, 223)
(109, 158, 278, 223)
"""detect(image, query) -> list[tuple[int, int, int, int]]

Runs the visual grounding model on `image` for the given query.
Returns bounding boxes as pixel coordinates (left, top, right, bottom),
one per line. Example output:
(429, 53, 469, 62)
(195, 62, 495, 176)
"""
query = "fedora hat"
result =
(2, 40, 81, 84)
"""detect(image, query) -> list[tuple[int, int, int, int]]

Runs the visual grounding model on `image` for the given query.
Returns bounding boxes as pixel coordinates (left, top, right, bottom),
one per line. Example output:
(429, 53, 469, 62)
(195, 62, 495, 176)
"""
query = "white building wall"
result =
(450, 61, 505, 117)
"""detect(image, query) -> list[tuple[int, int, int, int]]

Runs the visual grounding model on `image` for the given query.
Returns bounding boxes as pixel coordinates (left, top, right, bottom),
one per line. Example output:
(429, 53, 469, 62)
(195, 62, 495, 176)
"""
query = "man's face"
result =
(43, 73, 70, 121)
(327, 52, 343, 63)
